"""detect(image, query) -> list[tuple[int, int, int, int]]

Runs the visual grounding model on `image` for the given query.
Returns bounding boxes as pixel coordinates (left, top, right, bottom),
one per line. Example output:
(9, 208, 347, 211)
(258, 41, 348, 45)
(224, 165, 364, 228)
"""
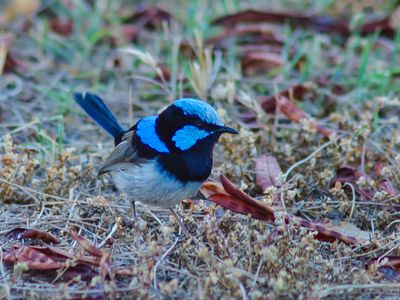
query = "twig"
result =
(344, 182, 356, 220)
(97, 223, 118, 248)
(153, 224, 182, 289)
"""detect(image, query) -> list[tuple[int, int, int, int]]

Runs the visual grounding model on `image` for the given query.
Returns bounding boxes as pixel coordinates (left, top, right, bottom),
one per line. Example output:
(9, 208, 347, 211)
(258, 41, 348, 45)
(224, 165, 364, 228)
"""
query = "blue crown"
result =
(173, 98, 223, 126)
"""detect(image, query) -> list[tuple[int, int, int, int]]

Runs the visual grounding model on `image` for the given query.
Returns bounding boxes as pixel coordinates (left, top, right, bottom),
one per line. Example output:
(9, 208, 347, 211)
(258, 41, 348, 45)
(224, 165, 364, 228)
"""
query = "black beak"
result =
(215, 125, 239, 134)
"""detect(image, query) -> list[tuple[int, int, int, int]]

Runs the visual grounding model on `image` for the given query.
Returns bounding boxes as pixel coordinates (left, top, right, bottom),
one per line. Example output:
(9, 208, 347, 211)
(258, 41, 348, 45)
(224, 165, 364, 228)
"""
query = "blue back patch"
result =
(136, 116, 169, 153)
(174, 98, 223, 126)
(172, 125, 210, 151)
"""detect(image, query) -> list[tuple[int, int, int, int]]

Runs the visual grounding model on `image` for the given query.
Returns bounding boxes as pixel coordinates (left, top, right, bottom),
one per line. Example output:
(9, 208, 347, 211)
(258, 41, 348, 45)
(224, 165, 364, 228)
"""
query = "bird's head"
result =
(153, 98, 238, 152)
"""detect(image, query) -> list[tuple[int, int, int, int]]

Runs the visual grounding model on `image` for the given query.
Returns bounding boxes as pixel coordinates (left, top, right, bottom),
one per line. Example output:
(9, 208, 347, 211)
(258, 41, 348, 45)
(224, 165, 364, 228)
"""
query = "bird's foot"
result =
(130, 200, 139, 223)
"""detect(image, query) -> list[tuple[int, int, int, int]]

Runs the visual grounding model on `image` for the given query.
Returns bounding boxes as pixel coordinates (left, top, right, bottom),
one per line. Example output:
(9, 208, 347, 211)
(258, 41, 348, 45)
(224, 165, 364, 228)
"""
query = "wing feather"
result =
(98, 130, 141, 175)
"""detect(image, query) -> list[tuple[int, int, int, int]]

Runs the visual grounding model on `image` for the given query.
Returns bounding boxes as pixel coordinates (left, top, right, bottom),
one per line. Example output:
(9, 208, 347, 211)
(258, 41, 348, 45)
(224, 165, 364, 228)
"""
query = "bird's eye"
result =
(195, 122, 214, 131)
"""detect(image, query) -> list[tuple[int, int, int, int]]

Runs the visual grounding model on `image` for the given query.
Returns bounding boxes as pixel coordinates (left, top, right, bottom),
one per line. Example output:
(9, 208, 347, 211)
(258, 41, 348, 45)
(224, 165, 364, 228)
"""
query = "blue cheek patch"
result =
(136, 116, 169, 153)
(174, 98, 223, 126)
(172, 125, 211, 151)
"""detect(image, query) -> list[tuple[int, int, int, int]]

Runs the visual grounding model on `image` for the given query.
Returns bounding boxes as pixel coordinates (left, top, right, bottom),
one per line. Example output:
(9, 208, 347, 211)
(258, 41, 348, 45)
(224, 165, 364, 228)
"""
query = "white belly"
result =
(111, 160, 201, 208)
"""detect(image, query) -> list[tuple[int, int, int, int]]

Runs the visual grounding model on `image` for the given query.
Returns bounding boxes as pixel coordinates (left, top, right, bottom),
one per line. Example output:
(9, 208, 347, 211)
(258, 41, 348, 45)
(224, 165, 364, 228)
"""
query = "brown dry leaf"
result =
(255, 155, 281, 191)
(205, 24, 284, 48)
(323, 221, 370, 241)
(366, 256, 400, 280)
(212, 9, 395, 37)
(49, 18, 74, 36)
(2, 246, 62, 270)
(26, 245, 100, 265)
(201, 175, 365, 244)
(69, 228, 103, 257)
(373, 162, 397, 197)
(259, 79, 345, 114)
(124, 6, 174, 30)
(200, 181, 229, 198)
(260, 84, 310, 113)
(107, 7, 174, 46)
(6, 227, 60, 244)
(241, 51, 283, 75)
(69, 228, 111, 279)
(4, 245, 102, 282)
(275, 96, 332, 137)
(3, 229, 109, 281)
(334, 166, 374, 200)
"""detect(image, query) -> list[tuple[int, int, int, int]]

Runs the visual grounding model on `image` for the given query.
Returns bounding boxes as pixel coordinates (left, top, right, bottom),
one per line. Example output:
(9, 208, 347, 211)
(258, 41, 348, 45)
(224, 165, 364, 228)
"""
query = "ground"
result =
(0, 0, 400, 299)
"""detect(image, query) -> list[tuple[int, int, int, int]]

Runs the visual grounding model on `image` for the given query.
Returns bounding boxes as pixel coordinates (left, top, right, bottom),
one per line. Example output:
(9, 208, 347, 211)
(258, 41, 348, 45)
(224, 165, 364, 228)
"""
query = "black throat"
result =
(158, 135, 217, 182)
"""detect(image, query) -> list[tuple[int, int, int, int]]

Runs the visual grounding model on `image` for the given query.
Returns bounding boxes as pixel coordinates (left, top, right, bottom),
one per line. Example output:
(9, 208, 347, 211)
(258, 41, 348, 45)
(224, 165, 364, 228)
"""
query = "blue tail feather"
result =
(74, 92, 125, 138)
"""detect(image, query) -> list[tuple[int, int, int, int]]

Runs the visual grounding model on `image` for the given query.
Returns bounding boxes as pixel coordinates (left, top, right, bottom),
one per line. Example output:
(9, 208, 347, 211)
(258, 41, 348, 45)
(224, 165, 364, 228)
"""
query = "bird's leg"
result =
(130, 200, 138, 223)
(169, 208, 190, 237)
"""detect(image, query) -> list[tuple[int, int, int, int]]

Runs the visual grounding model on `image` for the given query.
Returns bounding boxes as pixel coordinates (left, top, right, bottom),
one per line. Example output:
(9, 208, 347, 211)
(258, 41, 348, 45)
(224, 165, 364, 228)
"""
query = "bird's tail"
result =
(74, 92, 125, 139)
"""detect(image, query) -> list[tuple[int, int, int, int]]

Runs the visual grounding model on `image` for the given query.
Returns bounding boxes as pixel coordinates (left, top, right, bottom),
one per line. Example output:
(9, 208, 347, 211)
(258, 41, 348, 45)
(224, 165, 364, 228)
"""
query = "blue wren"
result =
(74, 93, 238, 225)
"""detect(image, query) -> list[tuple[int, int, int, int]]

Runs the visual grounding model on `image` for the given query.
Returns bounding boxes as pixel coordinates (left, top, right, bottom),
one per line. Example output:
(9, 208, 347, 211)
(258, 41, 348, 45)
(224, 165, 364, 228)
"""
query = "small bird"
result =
(74, 92, 238, 227)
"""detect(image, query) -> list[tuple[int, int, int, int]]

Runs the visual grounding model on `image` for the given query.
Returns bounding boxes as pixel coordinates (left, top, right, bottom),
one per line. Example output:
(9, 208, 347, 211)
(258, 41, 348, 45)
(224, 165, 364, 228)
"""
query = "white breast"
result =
(110, 159, 201, 208)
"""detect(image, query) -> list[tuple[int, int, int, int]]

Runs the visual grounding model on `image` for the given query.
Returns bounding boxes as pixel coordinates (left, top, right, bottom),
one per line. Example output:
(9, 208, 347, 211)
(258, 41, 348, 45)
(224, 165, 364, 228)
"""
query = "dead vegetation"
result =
(1, 0, 400, 299)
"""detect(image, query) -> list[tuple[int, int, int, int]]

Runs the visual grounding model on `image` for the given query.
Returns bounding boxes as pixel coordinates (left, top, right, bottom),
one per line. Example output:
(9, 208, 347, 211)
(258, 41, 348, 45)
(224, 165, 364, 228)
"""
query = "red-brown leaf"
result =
(241, 51, 283, 75)
(6, 228, 60, 244)
(275, 96, 332, 137)
(2, 246, 63, 270)
(69, 228, 103, 258)
(62, 264, 100, 282)
(69, 228, 111, 279)
(205, 25, 284, 48)
(208, 193, 276, 221)
(373, 162, 397, 197)
(49, 19, 74, 36)
(334, 167, 374, 200)
(255, 155, 281, 191)
(260, 84, 309, 113)
(366, 256, 400, 280)
(211, 9, 394, 37)
(202, 175, 366, 244)
(200, 181, 229, 198)
(379, 180, 397, 198)
(125, 6, 174, 29)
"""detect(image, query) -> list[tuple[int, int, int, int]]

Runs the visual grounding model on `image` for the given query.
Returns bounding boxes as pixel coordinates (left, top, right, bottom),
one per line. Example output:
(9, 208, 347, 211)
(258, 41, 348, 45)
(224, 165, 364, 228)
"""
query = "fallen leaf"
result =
(373, 162, 397, 197)
(323, 220, 370, 241)
(69, 228, 103, 257)
(211, 9, 395, 38)
(26, 245, 100, 265)
(241, 51, 283, 75)
(201, 175, 366, 244)
(366, 256, 400, 280)
(5, 228, 60, 244)
(275, 96, 332, 137)
(2, 229, 110, 282)
(255, 155, 281, 191)
(200, 180, 229, 198)
(49, 18, 74, 36)
(205, 24, 284, 48)
(2, 246, 62, 270)
(124, 6, 174, 30)
(334, 166, 375, 200)
(69, 228, 111, 279)
(259, 84, 310, 113)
